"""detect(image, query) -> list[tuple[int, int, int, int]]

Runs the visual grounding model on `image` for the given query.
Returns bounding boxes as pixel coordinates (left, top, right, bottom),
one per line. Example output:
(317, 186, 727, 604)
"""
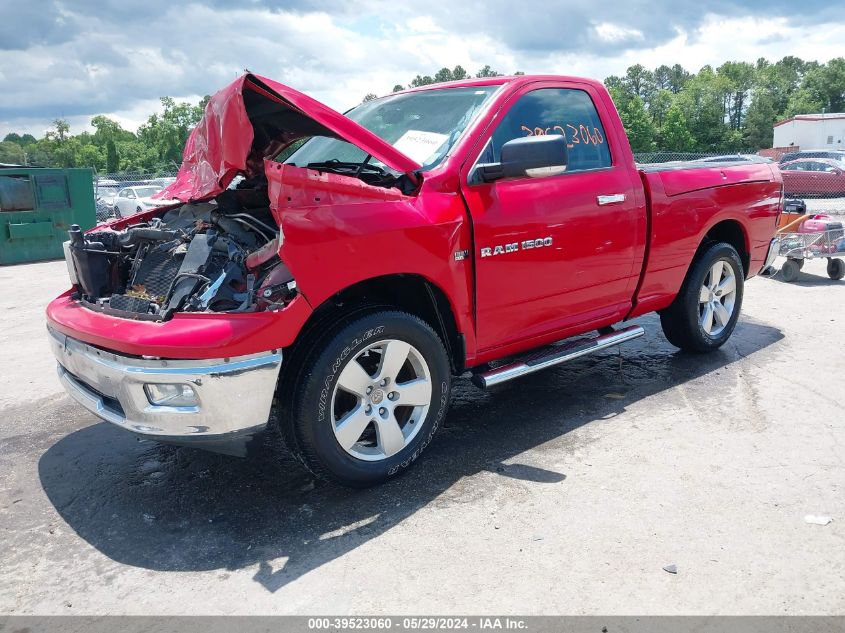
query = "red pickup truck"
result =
(48, 73, 782, 486)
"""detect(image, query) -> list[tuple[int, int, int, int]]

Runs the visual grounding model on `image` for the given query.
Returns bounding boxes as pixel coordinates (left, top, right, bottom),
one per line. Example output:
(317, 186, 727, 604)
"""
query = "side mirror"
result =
(478, 135, 569, 183)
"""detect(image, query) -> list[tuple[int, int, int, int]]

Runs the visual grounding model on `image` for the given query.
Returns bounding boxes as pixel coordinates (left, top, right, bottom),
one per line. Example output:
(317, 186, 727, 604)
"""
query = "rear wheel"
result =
(280, 310, 451, 487)
(660, 242, 744, 353)
(828, 258, 845, 280)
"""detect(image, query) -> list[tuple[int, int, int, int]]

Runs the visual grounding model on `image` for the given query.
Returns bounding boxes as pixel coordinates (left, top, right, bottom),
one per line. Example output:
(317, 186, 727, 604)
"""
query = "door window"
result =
(479, 88, 611, 173)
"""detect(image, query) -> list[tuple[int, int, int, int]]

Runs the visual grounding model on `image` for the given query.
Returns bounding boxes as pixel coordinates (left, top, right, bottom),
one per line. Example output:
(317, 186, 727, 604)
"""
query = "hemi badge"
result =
(454, 250, 469, 261)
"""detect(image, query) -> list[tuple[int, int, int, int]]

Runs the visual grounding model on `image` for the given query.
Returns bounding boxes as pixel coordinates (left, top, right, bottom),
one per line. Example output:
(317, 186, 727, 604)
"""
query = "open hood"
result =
(159, 73, 422, 203)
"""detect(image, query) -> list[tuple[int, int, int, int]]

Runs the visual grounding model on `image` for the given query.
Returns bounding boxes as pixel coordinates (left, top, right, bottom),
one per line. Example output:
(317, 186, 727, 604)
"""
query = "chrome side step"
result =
(472, 325, 644, 389)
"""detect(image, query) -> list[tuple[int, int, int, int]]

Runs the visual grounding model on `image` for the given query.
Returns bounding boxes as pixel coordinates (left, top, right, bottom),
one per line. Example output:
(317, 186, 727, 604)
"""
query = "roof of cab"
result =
(389, 74, 606, 97)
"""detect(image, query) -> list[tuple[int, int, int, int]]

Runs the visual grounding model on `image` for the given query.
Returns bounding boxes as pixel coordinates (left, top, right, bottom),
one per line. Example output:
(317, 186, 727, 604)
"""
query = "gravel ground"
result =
(0, 257, 843, 615)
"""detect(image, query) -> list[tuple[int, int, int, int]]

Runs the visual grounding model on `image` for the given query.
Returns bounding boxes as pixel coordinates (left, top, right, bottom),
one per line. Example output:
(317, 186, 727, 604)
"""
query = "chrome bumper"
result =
(48, 327, 282, 450)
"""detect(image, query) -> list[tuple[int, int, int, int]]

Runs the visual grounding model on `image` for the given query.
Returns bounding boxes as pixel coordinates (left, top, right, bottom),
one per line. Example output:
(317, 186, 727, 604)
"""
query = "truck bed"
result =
(629, 161, 782, 318)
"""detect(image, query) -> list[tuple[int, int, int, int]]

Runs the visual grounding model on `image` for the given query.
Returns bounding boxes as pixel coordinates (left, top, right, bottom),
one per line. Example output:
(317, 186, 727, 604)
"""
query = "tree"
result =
(649, 89, 673, 127)
(362, 93, 378, 102)
(50, 118, 70, 142)
(785, 88, 824, 117)
(0, 141, 25, 164)
(800, 57, 845, 113)
(475, 65, 501, 78)
(743, 92, 776, 149)
(137, 96, 206, 169)
(667, 64, 691, 93)
(620, 96, 656, 152)
(106, 139, 119, 172)
(90, 115, 133, 147)
(433, 65, 469, 83)
(654, 65, 673, 91)
(452, 65, 469, 80)
(78, 143, 104, 171)
(718, 61, 755, 130)
(409, 74, 434, 87)
(623, 64, 655, 102)
(675, 66, 733, 151)
(5, 56, 843, 171)
(660, 105, 695, 151)
(3, 132, 36, 147)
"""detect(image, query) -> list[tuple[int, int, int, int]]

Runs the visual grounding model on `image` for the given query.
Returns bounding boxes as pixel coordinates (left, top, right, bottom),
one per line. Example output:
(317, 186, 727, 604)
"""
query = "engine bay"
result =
(66, 177, 296, 321)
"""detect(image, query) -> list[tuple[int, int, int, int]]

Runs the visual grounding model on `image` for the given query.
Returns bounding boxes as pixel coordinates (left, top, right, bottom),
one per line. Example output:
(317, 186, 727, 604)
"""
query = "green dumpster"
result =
(0, 167, 96, 265)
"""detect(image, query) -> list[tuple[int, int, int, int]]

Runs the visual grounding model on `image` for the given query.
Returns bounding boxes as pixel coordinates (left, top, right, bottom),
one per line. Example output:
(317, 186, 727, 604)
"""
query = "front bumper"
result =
(49, 326, 282, 455)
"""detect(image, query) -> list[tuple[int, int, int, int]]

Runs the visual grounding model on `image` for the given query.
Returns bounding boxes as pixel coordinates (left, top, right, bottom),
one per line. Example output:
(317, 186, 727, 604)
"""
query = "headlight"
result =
(144, 383, 197, 407)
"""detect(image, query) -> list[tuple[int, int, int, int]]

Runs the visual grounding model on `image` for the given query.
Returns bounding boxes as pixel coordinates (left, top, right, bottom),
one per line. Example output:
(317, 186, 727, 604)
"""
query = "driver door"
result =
(460, 82, 645, 351)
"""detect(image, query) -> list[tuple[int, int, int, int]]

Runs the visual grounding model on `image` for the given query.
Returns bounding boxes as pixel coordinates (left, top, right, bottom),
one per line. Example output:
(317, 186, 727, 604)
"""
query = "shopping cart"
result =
(777, 214, 845, 282)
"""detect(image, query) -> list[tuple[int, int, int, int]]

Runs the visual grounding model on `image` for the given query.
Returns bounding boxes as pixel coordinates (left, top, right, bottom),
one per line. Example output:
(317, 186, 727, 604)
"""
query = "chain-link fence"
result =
(93, 171, 178, 222)
(91, 150, 845, 223)
(635, 151, 845, 215)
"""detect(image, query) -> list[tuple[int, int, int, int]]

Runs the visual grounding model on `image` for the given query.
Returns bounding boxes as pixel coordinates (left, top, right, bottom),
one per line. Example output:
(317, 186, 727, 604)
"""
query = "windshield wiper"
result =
(305, 159, 391, 177)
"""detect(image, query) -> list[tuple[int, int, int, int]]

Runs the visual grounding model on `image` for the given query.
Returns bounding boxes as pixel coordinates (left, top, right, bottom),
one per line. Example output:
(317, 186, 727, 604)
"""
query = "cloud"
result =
(0, 0, 841, 137)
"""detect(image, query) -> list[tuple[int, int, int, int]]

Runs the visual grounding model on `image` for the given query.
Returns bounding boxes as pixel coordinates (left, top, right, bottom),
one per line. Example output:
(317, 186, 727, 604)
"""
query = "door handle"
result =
(597, 193, 626, 206)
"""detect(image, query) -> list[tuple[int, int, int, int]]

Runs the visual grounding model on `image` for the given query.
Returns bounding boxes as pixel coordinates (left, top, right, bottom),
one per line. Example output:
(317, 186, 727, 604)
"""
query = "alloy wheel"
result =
(698, 260, 737, 336)
(330, 339, 432, 461)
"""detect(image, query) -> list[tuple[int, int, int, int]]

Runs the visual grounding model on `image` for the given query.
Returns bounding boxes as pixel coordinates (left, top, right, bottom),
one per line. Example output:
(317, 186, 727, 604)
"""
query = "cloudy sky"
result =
(1, 1, 843, 138)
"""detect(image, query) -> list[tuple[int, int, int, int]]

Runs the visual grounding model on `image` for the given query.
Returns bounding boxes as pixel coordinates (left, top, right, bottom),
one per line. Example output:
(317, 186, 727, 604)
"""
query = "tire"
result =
(280, 310, 451, 487)
(660, 242, 744, 353)
(797, 258, 805, 270)
(781, 259, 800, 282)
(827, 258, 845, 280)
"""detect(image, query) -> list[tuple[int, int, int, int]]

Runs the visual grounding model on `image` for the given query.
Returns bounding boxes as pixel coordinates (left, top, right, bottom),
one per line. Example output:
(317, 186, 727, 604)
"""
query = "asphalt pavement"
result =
(1, 257, 843, 614)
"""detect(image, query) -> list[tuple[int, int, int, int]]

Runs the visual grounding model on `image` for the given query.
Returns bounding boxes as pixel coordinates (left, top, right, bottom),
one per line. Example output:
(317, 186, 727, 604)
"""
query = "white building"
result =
(773, 113, 845, 150)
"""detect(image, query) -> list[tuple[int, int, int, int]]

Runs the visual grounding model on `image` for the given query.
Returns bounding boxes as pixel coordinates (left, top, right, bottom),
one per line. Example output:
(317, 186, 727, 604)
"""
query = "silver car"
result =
(113, 185, 179, 217)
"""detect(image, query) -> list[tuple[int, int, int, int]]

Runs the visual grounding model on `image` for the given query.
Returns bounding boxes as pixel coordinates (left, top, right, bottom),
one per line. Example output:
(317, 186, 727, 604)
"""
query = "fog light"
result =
(144, 383, 197, 407)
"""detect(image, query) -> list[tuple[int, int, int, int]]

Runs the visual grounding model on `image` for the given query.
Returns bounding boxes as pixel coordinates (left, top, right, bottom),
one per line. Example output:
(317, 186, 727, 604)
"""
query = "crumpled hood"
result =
(158, 73, 421, 203)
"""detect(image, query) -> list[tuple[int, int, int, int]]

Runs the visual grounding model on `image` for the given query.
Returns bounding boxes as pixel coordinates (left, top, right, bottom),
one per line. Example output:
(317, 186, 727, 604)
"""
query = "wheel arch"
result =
(699, 219, 750, 277)
(292, 274, 465, 374)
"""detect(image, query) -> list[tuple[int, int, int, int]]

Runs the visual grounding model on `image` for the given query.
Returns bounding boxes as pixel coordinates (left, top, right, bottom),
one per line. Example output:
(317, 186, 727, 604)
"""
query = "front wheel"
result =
(280, 310, 451, 487)
(828, 258, 845, 280)
(660, 242, 744, 353)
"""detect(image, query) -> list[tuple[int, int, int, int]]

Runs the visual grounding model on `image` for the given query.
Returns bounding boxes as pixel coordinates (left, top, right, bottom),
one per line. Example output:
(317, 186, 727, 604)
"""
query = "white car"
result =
(113, 185, 180, 217)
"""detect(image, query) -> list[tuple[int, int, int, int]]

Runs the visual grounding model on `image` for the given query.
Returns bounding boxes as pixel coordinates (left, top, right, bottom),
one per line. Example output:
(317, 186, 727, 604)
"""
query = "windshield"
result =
(134, 186, 162, 197)
(285, 85, 499, 172)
